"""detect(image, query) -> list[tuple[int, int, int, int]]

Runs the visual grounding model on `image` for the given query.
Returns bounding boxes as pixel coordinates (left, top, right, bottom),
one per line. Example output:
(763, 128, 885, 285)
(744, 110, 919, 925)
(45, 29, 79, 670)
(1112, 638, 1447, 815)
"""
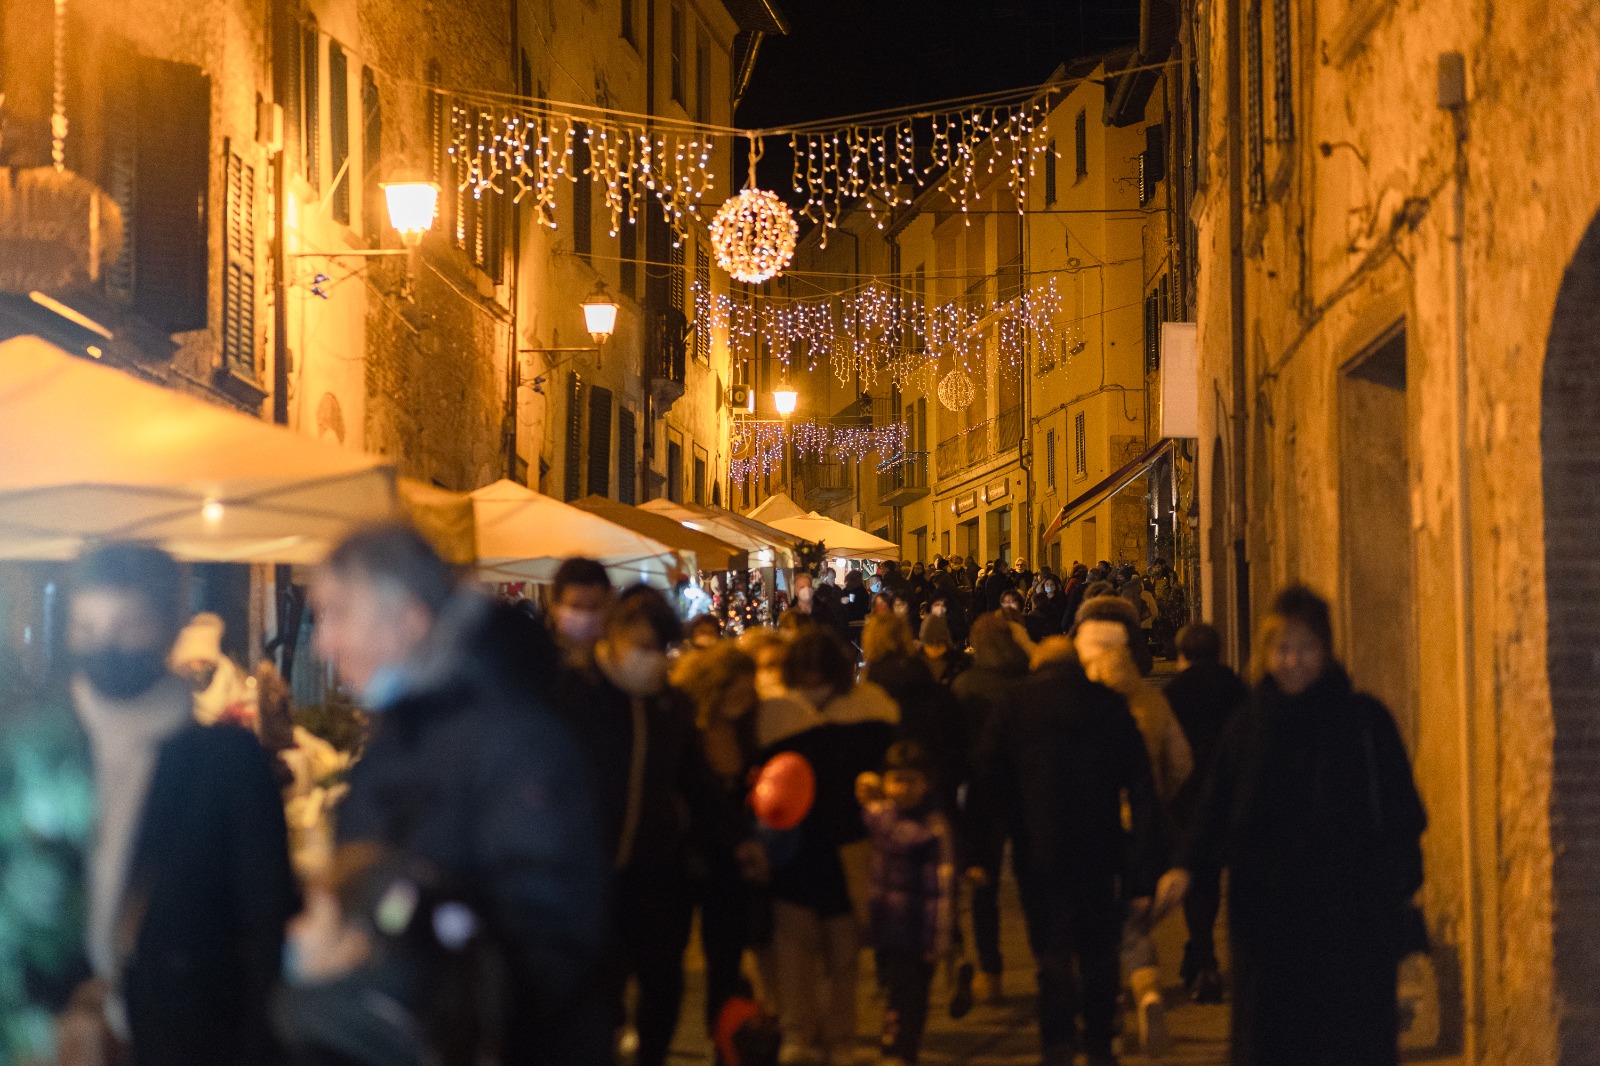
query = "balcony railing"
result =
(877, 451, 930, 504)
(647, 305, 688, 411)
(933, 406, 1025, 480)
(798, 459, 852, 507)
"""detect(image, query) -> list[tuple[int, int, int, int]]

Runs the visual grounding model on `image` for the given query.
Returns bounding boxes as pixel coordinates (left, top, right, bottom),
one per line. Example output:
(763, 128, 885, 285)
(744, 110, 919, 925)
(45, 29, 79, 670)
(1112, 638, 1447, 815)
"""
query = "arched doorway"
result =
(1541, 211, 1600, 1064)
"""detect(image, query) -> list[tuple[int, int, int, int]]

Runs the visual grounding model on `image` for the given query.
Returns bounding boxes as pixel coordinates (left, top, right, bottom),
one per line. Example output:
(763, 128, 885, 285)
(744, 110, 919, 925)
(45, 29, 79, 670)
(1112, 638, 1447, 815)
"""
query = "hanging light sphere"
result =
(938, 368, 976, 412)
(710, 188, 798, 284)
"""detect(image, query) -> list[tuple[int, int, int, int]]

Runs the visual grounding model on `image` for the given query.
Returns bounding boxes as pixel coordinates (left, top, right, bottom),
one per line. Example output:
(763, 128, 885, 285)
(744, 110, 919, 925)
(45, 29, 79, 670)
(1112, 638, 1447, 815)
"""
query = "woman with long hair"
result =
(1156, 585, 1426, 1066)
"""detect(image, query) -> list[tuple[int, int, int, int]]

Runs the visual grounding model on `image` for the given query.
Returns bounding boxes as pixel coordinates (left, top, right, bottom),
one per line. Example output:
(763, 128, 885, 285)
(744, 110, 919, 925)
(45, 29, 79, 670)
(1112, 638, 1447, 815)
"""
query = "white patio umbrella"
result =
(639, 498, 798, 569)
(0, 334, 395, 562)
(762, 511, 899, 561)
(468, 480, 684, 587)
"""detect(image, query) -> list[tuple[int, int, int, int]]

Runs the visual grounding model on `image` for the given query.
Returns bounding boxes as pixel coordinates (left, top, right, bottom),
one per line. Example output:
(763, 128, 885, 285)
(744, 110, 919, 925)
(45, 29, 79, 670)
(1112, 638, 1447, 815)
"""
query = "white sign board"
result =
(1159, 322, 1199, 439)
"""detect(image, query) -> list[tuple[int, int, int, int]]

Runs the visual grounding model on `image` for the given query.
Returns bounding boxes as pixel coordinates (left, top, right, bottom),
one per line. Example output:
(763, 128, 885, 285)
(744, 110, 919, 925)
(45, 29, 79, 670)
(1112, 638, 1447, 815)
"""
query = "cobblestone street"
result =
(671, 875, 1231, 1066)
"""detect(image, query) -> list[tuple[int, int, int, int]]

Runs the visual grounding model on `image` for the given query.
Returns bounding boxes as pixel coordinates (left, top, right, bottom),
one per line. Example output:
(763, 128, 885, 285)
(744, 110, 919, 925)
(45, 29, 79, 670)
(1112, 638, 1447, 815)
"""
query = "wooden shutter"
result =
(328, 42, 350, 224)
(133, 56, 210, 332)
(1074, 110, 1087, 179)
(222, 144, 257, 380)
(573, 124, 592, 260)
(694, 243, 710, 362)
(427, 62, 446, 235)
(302, 25, 320, 189)
(620, 221, 637, 297)
(618, 407, 638, 505)
(587, 385, 612, 497)
(564, 373, 584, 501)
(362, 67, 382, 238)
(1045, 138, 1057, 204)
(666, 441, 683, 503)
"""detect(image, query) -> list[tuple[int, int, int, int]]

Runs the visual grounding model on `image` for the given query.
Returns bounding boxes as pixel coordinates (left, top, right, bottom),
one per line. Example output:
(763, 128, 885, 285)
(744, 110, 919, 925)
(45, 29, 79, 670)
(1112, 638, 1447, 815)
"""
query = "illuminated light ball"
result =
(938, 368, 976, 412)
(750, 751, 815, 830)
(711, 188, 799, 284)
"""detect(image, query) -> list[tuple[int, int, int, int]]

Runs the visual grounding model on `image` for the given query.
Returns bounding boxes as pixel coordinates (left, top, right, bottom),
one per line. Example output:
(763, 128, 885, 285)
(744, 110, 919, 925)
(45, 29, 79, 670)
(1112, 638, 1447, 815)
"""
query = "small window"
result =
(302, 25, 320, 190)
(670, 0, 685, 106)
(328, 41, 350, 225)
(1044, 138, 1057, 205)
(1074, 412, 1087, 478)
(1074, 109, 1088, 180)
(1045, 428, 1057, 487)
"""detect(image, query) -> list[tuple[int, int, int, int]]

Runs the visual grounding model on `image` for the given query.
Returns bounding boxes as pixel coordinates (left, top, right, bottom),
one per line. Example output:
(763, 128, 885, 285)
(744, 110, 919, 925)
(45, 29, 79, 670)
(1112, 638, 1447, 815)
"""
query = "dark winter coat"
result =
(337, 597, 609, 1064)
(970, 658, 1165, 897)
(1028, 592, 1070, 637)
(1177, 667, 1426, 1066)
(1162, 660, 1248, 827)
(867, 653, 967, 808)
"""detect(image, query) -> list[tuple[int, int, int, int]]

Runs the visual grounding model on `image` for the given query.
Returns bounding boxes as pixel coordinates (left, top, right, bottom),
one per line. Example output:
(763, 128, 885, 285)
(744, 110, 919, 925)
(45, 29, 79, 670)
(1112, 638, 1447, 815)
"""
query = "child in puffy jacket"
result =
(857, 742, 956, 1066)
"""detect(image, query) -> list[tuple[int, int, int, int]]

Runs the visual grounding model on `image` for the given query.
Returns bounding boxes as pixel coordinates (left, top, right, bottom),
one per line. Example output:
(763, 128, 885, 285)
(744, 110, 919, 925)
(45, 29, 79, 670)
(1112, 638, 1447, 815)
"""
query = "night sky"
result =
(736, 0, 1140, 192)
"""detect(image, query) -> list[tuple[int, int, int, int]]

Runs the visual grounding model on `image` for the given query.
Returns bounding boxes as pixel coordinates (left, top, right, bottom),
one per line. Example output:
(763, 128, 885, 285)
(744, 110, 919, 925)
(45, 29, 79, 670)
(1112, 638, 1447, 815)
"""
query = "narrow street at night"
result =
(2, 0, 1599, 1064)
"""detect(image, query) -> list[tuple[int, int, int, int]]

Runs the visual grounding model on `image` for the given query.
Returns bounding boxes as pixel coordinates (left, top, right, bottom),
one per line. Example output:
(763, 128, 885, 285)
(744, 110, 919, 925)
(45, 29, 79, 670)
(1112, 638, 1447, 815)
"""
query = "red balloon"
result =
(751, 752, 816, 831)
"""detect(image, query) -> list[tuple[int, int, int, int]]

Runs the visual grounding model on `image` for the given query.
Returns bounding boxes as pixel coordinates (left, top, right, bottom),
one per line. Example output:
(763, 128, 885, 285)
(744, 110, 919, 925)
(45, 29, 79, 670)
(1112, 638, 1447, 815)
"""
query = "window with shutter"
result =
(1074, 412, 1087, 478)
(695, 24, 711, 123)
(1046, 429, 1057, 487)
(565, 373, 584, 501)
(427, 62, 447, 236)
(693, 452, 706, 505)
(573, 124, 592, 260)
(328, 42, 350, 225)
(1045, 138, 1057, 204)
(362, 67, 382, 238)
(1247, 0, 1266, 204)
(694, 243, 710, 363)
(123, 56, 210, 333)
(618, 407, 638, 504)
(1145, 287, 1161, 372)
(302, 24, 320, 190)
(588, 385, 613, 497)
(621, 0, 636, 45)
(667, 440, 683, 503)
(222, 145, 257, 382)
(670, 238, 685, 312)
(1074, 110, 1087, 180)
(620, 221, 638, 297)
(670, 0, 685, 106)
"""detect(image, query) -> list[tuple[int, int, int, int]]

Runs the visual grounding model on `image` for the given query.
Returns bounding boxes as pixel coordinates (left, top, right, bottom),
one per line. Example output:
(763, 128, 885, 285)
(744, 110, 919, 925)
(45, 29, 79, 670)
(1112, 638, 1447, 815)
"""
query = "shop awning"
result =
(748, 492, 807, 524)
(0, 334, 395, 562)
(469, 480, 684, 587)
(763, 511, 899, 562)
(639, 498, 799, 569)
(396, 478, 477, 566)
(1043, 438, 1175, 541)
(573, 496, 748, 572)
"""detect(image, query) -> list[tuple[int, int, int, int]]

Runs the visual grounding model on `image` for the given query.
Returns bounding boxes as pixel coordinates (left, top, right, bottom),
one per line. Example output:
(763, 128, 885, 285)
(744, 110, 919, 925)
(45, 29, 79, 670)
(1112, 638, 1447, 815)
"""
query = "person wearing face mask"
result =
(585, 587, 743, 1066)
(1027, 575, 1070, 639)
(319, 526, 608, 1066)
(3, 543, 297, 1066)
(549, 557, 615, 672)
(1156, 587, 1426, 1066)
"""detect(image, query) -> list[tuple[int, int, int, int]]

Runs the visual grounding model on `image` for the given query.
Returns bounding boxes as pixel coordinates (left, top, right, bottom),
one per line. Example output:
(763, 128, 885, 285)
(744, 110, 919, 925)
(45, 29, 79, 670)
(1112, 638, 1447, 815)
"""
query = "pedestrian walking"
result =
(863, 615, 965, 819)
(11, 543, 298, 1066)
(916, 614, 968, 688)
(317, 526, 608, 1066)
(549, 557, 616, 673)
(971, 627, 1165, 1066)
(1071, 598, 1193, 1055)
(761, 626, 898, 1065)
(671, 642, 773, 1054)
(1161, 621, 1247, 1002)
(950, 615, 1031, 1005)
(1156, 585, 1427, 1066)
(857, 742, 956, 1066)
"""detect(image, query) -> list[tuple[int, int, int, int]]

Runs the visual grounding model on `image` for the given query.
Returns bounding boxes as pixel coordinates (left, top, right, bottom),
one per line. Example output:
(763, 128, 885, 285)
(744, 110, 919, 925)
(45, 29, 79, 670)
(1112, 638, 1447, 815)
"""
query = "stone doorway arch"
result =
(1541, 210, 1600, 1064)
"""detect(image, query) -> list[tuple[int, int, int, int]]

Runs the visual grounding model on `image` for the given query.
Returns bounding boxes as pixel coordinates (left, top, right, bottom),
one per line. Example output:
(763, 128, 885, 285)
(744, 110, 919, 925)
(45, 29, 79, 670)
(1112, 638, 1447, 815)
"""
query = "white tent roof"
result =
(747, 492, 806, 524)
(469, 480, 683, 587)
(639, 498, 797, 569)
(0, 335, 396, 562)
(763, 511, 899, 561)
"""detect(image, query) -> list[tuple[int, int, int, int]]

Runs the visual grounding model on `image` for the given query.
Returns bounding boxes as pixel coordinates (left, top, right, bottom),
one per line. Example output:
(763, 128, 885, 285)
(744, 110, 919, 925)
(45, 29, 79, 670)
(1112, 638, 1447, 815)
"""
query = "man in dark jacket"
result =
(1162, 622, 1248, 1001)
(970, 638, 1165, 1066)
(23, 543, 297, 1066)
(316, 525, 608, 1066)
(552, 586, 743, 1066)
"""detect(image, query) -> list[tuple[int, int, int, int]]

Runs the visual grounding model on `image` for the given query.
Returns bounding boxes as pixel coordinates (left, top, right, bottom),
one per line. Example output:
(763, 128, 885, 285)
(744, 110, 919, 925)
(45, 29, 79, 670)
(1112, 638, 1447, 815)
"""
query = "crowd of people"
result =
(0, 527, 1427, 1066)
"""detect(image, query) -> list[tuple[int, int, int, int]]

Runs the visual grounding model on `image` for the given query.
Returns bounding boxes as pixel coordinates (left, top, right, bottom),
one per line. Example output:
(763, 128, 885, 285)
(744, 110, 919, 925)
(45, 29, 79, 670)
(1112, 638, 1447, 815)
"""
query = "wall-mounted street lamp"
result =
(773, 384, 799, 418)
(580, 281, 620, 345)
(380, 179, 440, 246)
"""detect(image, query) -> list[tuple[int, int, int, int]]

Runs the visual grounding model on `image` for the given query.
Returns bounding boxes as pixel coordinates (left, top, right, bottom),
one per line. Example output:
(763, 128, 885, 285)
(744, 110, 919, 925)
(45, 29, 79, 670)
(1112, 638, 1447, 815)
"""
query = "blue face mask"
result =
(281, 939, 314, 987)
(360, 663, 410, 712)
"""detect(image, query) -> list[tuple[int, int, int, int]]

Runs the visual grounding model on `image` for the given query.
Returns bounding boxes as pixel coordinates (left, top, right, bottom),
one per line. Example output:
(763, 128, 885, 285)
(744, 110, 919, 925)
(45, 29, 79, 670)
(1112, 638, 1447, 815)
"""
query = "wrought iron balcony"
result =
(798, 459, 852, 506)
(647, 305, 688, 412)
(933, 406, 1025, 480)
(877, 451, 930, 505)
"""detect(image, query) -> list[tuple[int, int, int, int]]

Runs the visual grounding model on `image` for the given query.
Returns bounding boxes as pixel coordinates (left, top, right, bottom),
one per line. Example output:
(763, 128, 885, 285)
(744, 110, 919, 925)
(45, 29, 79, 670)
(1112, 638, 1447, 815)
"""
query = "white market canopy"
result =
(763, 510, 899, 561)
(0, 335, 396, 562)
(747, 492, 806, 524)
(468, 479, 684, 587)
(639, 498, 799, 569)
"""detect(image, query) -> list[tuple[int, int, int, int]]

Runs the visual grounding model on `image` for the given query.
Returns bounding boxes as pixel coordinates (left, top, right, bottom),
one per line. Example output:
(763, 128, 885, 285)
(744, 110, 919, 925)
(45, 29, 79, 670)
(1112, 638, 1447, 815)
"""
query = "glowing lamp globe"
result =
(581, 281, 620, 344)
(773, 387, 799, 418)
(382, 181, 440, 246)
(710, 188, 798, 284)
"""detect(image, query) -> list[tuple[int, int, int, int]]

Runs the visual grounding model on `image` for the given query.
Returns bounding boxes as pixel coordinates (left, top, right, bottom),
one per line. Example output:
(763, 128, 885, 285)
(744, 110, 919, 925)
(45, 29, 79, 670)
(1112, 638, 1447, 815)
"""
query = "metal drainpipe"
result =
(1441, 52, 1482, 1066)
(1225, 0, 1251, 664)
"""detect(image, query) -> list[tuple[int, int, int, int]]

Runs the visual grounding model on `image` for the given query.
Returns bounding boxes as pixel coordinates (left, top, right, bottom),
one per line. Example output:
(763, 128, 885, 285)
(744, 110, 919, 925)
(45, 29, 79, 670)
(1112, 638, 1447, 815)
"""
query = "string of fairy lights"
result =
(728, 420, 911, 483)
(694, 276, 1081, 392)
(442, 79, 1075, 283)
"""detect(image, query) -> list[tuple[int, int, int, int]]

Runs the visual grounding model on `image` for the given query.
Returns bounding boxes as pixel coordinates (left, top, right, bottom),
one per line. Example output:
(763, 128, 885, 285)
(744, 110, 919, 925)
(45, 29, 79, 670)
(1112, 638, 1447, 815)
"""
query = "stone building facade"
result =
(1188, 0, 1600, 1059)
